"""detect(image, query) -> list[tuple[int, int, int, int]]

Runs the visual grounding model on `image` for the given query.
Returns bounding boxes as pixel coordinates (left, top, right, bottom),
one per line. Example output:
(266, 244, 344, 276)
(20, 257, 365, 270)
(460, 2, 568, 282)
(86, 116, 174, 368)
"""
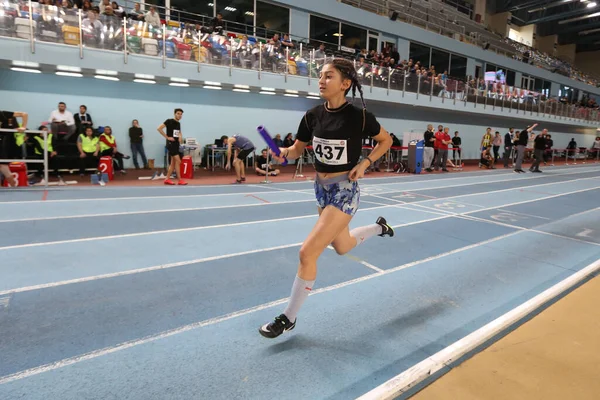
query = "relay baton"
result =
(257, 125, 288, 166)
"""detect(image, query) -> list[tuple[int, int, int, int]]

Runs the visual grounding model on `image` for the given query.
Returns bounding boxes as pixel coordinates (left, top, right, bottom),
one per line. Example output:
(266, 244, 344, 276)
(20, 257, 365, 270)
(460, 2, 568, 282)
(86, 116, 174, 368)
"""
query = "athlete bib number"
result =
(312, 137, 348, 165)
(173, 130, 180, 138)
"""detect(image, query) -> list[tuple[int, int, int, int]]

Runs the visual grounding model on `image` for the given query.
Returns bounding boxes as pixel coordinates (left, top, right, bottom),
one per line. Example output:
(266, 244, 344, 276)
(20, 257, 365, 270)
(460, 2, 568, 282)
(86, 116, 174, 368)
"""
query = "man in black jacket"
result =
(515, 123, 538, 173)
(503, 127, 514, 168)
(529, 129, 547, 173)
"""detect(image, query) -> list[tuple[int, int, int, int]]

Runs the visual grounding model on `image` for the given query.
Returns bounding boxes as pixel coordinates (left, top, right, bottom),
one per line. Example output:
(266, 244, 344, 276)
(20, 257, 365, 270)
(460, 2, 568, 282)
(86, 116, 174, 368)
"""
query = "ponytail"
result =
(327, 58, 367, 109)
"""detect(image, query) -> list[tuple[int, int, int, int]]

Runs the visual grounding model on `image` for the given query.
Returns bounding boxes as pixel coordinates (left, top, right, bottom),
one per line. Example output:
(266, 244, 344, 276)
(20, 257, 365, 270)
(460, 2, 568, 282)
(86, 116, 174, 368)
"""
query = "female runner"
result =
(259, 59, 394, 338)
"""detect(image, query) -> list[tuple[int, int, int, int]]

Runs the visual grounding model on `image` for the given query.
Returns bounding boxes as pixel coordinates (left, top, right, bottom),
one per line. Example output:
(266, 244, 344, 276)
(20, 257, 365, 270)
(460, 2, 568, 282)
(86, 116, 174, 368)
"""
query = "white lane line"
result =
(361, 167, 600, 195)
(2, 185, 598, 295)
(496, 209, 552, 220)
(0, 199, 316, 224)
(0, 205, 391, 252)
(2, 165, 597, 205)
(326, 245, 385, 273)
(356, 257, 600, 400)
(0, 230, 524, 385)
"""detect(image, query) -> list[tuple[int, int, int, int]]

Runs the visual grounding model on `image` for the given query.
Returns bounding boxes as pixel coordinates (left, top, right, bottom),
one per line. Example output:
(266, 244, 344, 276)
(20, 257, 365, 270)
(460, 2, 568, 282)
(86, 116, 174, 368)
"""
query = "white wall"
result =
(0, 69, 596, 167)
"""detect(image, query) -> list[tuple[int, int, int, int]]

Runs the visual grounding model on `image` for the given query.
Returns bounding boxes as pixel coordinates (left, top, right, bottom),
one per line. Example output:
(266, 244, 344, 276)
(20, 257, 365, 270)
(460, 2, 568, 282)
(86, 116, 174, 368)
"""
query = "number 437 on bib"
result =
(312, 137, 348, 165)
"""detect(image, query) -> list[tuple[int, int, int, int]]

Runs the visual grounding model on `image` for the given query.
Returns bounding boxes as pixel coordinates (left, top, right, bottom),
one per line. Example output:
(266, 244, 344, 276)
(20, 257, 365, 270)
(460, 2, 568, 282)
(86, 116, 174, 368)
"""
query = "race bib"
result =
(313, 137, 348, 165)
(173, 130, 180, 138)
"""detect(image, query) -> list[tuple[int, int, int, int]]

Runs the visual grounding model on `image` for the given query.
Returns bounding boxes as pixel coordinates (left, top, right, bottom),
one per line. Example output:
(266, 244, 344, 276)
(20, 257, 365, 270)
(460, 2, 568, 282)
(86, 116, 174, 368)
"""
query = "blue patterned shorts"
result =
(314, 173, 360, 216)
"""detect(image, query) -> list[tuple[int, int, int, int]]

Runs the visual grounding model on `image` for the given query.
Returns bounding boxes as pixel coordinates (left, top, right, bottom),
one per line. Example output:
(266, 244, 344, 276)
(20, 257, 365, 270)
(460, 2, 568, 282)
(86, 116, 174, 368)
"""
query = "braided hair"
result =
(326, 58, 366, 109)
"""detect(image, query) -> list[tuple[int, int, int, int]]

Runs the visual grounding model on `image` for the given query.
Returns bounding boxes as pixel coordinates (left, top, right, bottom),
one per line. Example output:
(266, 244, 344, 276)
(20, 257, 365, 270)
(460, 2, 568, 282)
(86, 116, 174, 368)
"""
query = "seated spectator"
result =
(210, 12, 224, 35)
(77, 126, 100, 176)
(281, 33, 294, 49)
(31, 125, 60, 177)
(255, 148, 280, 176)
(49, 102, 76, 140)
(145, 6, 161, 27)
(99, 126, 127, 174)
(283, 133, 294, 148)
(128, 3, 145, 21)
(273, 134, 283, 148)
(480, 146, 495, 169)
(111, 1, 124, 17)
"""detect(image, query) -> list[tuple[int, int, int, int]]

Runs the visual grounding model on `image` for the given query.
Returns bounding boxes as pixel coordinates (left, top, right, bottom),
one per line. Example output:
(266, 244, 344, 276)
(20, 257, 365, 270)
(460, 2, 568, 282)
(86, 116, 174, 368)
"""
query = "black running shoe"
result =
(376, 217, 394, 237)
(259, 313, 296, 339)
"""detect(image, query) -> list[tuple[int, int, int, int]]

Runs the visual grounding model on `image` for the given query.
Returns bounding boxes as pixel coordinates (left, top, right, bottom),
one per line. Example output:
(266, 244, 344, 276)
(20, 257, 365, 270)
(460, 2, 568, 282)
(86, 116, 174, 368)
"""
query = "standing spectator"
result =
(74, 105, 93, 135)
(129, 119, 148, 169)
(49, 102, 76, 141)
(99, 126, 127, 174)
(514, 124, 538, 173)
(492, 131, 502, 162)
(273, 134, 283, 148)
(434, 127, 450, 172)
(591, 136, 600, 159)
(544, 131, 553, 164)
(503, 127, 514, 168)
(529, 131, 546, 173)
(451, 131, 461, 165)
(423, 124, 435, 172)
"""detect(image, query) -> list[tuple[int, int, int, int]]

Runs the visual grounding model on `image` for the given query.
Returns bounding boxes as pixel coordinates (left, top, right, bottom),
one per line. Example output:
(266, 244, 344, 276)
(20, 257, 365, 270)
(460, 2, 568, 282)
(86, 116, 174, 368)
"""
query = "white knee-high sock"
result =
(283, 275, 315, 322)
(350, 224, 382, 246)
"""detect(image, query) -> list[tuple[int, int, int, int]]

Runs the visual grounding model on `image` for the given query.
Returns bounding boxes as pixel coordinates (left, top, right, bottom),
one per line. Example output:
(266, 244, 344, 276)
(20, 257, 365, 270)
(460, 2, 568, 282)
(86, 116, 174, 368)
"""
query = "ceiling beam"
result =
(505, 0, 556, 13)
(526, 5, 593, 24)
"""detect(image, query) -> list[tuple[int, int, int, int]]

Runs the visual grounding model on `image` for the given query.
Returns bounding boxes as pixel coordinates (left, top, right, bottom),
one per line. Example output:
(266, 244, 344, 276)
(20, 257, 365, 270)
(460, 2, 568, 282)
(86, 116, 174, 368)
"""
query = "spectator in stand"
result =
(99, 126, 127, 174)
(128, 3, 145, 20)
(452, 131, 461, 165)
(503, 127, 514, 168)
(74, 104, 93, 135)
(98, 0, 109, 13)
(529, 130, 546, 173)
(129, 119, 148, 169)
(111, 1, 124, 17)
(544, 131, 553, 164)
(514, 124, 538, 173)
(49, 102, 76, 141)
(281, 33, 294, 49)
(283, 133, 294, 148)
(255, 148, 280, 176)
(145, 6, 161, 27)
(423, 124, 435, 172)
(77, 126, 100, 176)
(492, 131, 502, 162)
(210, 12, 224, 35)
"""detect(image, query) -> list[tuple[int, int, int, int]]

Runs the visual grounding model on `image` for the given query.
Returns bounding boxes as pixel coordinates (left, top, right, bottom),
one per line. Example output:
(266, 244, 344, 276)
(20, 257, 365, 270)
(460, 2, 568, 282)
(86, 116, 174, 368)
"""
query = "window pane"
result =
(341, 24, 366, 53)
(409, 42, 430, 66)
(430, 48, 449, 74)
(506, 70, 516, 86)
(217, 0, 253, 35)
(256, 1, 289, 39)
(533, 78, 543, 91)
(485, 63, 496, 72)
(310, 15, 339, 46)
(449, 54, 466, 79)
(170, 0, 213, 24)
(368, 36, 378, 53)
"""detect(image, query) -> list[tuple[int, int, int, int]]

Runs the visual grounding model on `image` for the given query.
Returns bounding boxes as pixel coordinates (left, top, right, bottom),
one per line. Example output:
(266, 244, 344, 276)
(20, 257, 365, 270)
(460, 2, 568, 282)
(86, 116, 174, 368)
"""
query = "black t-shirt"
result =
(164, 118, 181, 144)
(517, 129, 529, 146)
(256, 155, 268, 169)
(545, 138, 553, 149)
(424, 130, 434, 148)
(452, 136, 461, 147)
(296, 103, 381, 173)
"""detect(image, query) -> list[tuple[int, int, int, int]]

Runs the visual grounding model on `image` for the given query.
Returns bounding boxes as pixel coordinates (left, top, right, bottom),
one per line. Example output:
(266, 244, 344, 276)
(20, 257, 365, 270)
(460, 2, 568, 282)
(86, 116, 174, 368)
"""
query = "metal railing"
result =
(0, 0, 598, 124)
(0, 128, 49, 188)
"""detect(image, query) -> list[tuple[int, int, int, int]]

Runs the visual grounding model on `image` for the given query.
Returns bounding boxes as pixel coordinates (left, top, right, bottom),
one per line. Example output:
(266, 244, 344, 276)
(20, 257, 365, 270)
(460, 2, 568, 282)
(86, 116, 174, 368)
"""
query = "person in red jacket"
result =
(433, 126, 451, 171)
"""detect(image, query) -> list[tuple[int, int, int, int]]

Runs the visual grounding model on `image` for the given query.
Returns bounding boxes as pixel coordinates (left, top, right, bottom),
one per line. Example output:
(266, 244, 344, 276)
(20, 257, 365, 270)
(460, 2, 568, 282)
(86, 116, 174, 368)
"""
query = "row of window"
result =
(145, 0, 589, 97)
